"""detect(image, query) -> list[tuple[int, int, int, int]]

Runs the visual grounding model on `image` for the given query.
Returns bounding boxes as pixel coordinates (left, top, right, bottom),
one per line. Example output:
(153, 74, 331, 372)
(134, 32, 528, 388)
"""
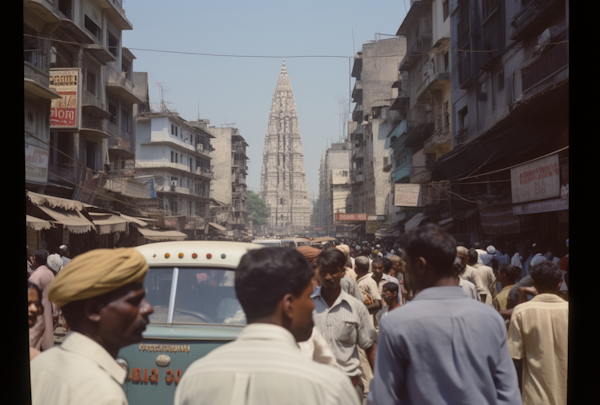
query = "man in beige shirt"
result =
(508, 261, 568, 405)
(30, 248, 154, 405)
(456, 246, 487, 302)
(493, 264, 520, 312)
(468, 248, 496, 306)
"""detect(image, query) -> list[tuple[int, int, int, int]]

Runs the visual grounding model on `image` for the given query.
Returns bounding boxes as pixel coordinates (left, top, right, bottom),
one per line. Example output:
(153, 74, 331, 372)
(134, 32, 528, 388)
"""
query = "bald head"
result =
(457, 246, 468, 266)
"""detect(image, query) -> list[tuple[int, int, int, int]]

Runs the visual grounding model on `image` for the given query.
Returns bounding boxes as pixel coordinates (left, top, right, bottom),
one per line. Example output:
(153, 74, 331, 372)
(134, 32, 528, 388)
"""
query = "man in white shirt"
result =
(453, 256, 479, 300)
(456, 247, 487, 302)
(175, 247, 359, 405)
(468, 248, 496, 307)
(30, 248, 154, 405)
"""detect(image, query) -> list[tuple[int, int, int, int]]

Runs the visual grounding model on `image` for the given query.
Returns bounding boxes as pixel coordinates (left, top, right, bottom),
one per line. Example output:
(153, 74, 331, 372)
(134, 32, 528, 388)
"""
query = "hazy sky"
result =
(122, 0, 408, 203)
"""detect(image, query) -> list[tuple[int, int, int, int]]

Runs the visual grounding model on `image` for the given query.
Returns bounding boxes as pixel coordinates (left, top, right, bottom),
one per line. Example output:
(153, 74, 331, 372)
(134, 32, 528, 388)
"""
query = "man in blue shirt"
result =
(368, 223, 522, 405)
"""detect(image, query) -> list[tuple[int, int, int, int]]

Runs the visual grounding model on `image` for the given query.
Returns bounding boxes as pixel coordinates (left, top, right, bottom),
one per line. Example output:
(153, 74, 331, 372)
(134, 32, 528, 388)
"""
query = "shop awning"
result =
(404, 213, 427, 231)
(119, 214, 149, 227)
(27, 191, 85, 211)
(36, 205, 96, 234)
(89, 213, 128, 235)
(136, 228, 188, 241)
(26, 215, 54, 231)
(208, 222, 227, 231)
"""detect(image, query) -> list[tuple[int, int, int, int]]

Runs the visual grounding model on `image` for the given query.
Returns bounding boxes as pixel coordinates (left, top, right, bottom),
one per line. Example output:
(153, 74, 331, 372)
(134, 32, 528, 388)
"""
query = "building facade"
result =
(259, 60, 310, 235)
(208, 126, 249, 238)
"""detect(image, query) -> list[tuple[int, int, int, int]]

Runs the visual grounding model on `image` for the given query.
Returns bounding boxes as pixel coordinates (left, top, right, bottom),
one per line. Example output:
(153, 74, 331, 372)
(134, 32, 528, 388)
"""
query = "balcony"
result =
(404, 112, 434, 149)
(510, 0, 564, 42)
(458, 52, 477, 90)
(82, 44, 117, 65)
(355, 172, 364, 183)
(196, 144, 213, 158)
(106, 67, 143, 104)
(136, 160, 196, 175)
(351, 54, 362, 78)
(410, 166, 432, 184)
(88, 0, 133, 31)
(521, 42, 568, 94)
(81, 91, 111, 118)
(454, 127, 469, 147)
(24, 62, 61, 100)
(107, 125, 134, 159)
(390, 91, 409, 111)
(416, 71, 450, 102)
(352, 80, 363, 101)
(232, 144, 248, 158)
(80, 116, 110, 140)
(423, 126, 451, 154)
(106, 168, 134, 178)
(352, 104, 363, 122)
(393, 160, 412, 183)
(352, 123, 364, 137)
(399, 33, 432, 72)
(195, 167, 215, 180)
(23, 0, 61, 34)
(155, 185, 190, 195)
(54, 11, 95, 45)
(353, 148, 364, 159)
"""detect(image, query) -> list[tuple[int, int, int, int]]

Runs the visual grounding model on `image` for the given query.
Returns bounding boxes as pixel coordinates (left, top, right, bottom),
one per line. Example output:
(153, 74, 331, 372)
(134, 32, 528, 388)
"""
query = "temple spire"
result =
(281, 58, 287, 75)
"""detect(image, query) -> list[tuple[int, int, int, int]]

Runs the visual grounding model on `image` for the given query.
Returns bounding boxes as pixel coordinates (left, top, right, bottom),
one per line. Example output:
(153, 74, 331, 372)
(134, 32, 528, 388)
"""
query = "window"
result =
(444, 52, 449, 72)
(84, 15, 101, 40)
(188, 201, 192, 214)
(108, 102, 117, 124)
(443, 0, 449, 21)
(85, 141, 97, 170)
(121, 108, 130, 132)
(458, 106, 468, 131)
(171, 151, 174, 163)
(59, 0, 73, 20)
(498, 69, 504, 91)
(175, 153, 178, 163)
(383, 157, 389, 166)
(108, 31, 119, 57)
(86, 71, 96, 95)
(171, 124, 174, 135)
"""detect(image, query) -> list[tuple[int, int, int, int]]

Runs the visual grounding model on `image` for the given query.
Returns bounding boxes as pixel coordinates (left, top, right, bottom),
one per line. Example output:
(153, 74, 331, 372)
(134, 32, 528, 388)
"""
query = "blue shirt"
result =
(523, 253, 534, 278)
(368, 287, 521, 405)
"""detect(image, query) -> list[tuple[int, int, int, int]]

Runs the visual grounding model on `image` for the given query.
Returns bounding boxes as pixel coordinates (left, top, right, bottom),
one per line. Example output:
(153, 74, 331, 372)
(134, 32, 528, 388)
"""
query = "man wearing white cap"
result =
(58, 245, 71, 268)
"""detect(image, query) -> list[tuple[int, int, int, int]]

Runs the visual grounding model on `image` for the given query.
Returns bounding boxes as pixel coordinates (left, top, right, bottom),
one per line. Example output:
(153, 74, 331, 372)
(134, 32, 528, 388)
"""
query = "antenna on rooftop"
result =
(155, 81, 172, 113)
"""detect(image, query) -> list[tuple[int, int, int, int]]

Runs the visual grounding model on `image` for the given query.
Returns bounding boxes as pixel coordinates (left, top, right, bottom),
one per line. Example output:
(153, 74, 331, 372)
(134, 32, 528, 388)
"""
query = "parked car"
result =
(115, 241, 263, 405)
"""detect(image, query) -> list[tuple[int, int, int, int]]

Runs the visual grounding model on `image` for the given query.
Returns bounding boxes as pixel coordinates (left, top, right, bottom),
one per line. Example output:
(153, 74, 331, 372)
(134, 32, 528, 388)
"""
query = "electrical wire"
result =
(23, 34, 569, 58)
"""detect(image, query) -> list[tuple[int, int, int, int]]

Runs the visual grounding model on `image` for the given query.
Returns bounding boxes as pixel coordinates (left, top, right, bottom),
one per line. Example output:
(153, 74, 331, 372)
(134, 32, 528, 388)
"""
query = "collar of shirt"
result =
(529, 293, 567, 304)
(236, 323, 298, 350)
(311, 286, 352, 309)
(356, 273, 371, 283)
(60, 331, 126, 384)
(410, 286, 472, 301)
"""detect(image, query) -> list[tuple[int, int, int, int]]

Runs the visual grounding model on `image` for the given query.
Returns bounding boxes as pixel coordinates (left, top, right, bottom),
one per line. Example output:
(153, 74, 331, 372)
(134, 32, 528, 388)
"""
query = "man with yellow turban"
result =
(30, 248, 154, 405)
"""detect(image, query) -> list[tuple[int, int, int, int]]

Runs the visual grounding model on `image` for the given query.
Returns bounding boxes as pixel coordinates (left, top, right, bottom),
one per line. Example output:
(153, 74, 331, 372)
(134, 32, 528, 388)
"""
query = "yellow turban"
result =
(49, 248, 149, 308)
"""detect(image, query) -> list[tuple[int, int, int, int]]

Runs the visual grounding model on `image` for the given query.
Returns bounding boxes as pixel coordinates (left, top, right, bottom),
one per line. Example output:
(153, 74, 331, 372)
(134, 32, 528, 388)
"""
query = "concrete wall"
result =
(208, 127, 233, 206)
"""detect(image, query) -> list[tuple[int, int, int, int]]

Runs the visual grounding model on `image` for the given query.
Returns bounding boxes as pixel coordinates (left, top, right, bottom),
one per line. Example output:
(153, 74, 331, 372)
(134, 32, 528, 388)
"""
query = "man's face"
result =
(392, 260, 402, 274)
(381, 287, 396, 306)
(98, 283, 154, 349)
(289, 282, 316, 342)
(28, 288, 43, 328)
(458, 253, 468, 266)
(372, 262, 384, 280)
(318, 265, 344, 291)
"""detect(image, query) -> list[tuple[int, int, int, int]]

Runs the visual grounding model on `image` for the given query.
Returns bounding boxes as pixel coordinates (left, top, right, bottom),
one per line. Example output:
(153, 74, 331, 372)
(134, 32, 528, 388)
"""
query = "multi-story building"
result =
(348, 38, 406, 239)
(323, 142, 352, 237)
(208, 126, 249, 238)
(24, 0, 62, 194)
(135, 112, 215, 237)
(430, 0, 568, 246)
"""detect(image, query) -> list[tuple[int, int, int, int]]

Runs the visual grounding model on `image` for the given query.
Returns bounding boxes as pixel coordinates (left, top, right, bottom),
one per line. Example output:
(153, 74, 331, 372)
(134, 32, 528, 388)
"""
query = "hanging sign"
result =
(394, 184, 422, 207)
(49, 68, 81, 129)
(511, 154, 560, 204)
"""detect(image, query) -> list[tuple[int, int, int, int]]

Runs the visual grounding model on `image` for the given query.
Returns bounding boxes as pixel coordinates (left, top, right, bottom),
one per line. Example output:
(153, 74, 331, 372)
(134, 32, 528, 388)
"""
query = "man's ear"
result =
(281, 293, 295, 319)
(84, 298, 104, 323)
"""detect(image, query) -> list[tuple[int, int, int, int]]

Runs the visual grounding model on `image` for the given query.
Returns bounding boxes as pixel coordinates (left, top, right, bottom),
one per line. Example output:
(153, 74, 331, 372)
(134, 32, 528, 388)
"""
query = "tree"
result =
(245, 190, 269, 226)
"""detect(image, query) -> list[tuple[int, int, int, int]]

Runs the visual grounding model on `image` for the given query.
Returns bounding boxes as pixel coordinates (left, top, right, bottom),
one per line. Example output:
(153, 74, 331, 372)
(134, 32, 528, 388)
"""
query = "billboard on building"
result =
(511, 154, 560, 204)
(25, 143, 49, 185)
(49, 68, 81, 129)
(335, 213, 367, 221)
(394, 184, 422, 207)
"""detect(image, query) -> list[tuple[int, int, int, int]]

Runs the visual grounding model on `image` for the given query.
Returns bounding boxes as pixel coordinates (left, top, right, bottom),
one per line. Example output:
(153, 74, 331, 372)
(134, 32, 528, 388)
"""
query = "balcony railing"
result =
(424, 126, 452, 152)
(510, 0, 562, 41)
(82, 91, 109, 112)
(521, 42, 568, 93)
(196, 144, 213, 158)
(232, 144, 246, 154)
(155, 185, 190, 195)
(196, 167, 215, 179)
(81, 116, 108, 132)
(454, 127, 469, 147)
(24, 60, 49, 88)
(106, 168, 134, 178)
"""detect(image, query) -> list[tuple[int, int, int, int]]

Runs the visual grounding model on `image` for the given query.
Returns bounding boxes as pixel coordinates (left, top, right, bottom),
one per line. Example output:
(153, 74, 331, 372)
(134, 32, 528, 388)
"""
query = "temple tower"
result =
(259, 59, 310, 235)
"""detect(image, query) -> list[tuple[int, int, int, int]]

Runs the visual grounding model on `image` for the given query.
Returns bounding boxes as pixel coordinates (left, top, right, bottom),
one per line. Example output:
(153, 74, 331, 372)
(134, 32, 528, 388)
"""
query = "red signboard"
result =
(335, 213, 367, 221)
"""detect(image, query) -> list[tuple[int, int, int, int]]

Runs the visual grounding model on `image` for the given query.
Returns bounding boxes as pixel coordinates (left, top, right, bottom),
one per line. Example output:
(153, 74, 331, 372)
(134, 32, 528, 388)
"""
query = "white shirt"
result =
(174, 323, 359, 405)
(511, 252, 523, 268)
(30, 331, 128, 405)
(458, 277, 479, 300)
(298, 326, 340, 369)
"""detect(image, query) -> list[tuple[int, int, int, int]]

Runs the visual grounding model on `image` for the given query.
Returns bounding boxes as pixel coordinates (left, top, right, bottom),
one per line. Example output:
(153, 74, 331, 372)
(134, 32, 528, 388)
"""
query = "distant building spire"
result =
(281, 58, 287, 75)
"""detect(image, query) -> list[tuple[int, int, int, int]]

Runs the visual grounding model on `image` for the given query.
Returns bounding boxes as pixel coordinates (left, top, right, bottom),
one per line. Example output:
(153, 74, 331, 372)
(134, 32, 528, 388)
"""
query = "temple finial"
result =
(281, 58, 287, 74)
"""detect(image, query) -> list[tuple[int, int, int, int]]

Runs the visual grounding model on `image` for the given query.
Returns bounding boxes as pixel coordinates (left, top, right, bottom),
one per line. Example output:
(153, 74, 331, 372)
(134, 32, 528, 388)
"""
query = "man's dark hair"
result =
(382, 258, 392, 274)
(361, 247, 372, 256)
(34, 250, 49, 266)
(382, 282, 399, 295)
(499, 264, 520, 284)
(399, 223, 456, 277)
(530, 261, 562, 291)
(467, 248, 479, 264)
(235, 247, 314, 320)
(59, 246, 68, 256)
(372, 257, 384, 268)
(316, 248, 347, 271)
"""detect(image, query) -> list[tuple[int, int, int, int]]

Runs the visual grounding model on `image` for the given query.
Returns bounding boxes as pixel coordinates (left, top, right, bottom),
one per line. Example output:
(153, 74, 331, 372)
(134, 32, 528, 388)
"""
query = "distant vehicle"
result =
(281, 237, 311, 248)
(251, 239, 283, 247)
(115, 241, 263, 405)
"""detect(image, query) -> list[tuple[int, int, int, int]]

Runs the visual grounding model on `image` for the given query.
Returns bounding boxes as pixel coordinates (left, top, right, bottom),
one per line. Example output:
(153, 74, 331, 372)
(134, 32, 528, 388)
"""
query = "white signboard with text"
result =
(394, 184, 422, 207)
(25, 143, 49, 185)
(511, 154, 560, 204)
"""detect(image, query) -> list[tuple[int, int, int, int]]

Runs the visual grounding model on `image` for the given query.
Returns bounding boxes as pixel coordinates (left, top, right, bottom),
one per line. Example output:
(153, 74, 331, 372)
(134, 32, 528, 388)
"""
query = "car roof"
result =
(135, 241, 264, 268)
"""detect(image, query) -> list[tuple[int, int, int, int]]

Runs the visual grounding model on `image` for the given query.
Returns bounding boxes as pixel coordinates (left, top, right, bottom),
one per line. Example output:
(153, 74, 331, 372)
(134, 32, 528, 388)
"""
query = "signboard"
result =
(25, 143, 49, 185)
(49, 68, 81, 129)
(335, 213, 367, 221)
(394, 184, 422, 207)
(367, 215, 386, 221)
(366, 221, 382, 234)
(477, 201, 533, 235)
(512, 198, 569, 215)
(511, 154, 560, 204)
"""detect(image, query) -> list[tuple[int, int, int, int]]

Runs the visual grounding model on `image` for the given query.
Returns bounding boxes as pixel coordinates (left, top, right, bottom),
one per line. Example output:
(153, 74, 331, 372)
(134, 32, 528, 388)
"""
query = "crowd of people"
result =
(26, 226, 569, 404)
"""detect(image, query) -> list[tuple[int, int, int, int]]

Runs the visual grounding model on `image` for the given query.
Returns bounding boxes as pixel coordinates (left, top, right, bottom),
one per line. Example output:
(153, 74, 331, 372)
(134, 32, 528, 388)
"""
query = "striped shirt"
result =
(311, 287, 378, 377)
(174, 323, 359, 405)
